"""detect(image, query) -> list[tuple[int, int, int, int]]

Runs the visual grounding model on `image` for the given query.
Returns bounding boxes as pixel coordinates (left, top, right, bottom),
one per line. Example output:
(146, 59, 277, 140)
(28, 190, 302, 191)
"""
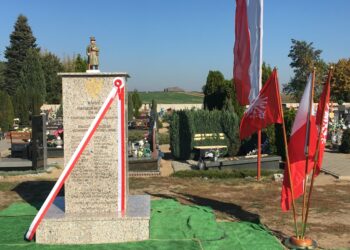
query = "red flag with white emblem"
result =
(239, 69, 283, 140)
(315, 76, 331, 175)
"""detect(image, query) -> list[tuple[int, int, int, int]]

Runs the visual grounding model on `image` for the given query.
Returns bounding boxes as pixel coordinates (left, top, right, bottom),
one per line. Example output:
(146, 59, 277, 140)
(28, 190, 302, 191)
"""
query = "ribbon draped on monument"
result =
(25, 77, 126, 241)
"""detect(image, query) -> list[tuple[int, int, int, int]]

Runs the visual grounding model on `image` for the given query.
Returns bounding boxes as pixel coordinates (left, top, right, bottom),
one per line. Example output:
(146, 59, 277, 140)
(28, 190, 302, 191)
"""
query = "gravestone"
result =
(31, 114, 47, 170)
(36, 72, 150, 244)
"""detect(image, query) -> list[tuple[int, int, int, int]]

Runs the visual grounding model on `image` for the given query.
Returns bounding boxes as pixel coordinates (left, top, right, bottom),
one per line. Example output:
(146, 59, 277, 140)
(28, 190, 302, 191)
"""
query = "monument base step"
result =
(36, 195, 150, 244)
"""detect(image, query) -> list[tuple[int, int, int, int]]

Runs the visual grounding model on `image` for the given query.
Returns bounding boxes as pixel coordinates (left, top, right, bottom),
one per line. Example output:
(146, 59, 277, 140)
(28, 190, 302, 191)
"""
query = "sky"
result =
(1, 0, 350, 91)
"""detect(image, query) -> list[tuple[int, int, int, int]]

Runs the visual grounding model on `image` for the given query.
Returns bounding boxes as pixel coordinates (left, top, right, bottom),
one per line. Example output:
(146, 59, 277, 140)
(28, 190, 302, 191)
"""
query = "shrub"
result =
(158, 133, 170, 145)
(274, 108, 296, 160)
(128, 130, 146, 142)
(170, 109, 239, 160)
(339, 129, 350, 153)
(171, 169, 279, 179)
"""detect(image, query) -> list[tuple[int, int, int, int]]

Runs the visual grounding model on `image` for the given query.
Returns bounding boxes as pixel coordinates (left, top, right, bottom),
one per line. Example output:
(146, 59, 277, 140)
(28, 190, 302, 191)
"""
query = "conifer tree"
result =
(131, 90, 142, 118)
(128, 93, 134, 121)
(0, 62, 5, 89)
(19, 49, 45, 117)
(41, 51, 63, 104)
(13, 86, 29, 125)
(0, 91, 15, 131)
(4, 14, 37, 96)
(74, 54, 88, 72)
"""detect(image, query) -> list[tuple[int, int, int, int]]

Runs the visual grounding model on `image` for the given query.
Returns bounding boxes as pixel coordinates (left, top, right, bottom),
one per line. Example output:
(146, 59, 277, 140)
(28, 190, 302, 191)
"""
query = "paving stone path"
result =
(322, 149, 350, 179)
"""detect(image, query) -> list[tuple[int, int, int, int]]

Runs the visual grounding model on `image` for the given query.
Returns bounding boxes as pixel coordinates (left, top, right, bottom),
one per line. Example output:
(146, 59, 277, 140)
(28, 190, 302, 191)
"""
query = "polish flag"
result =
(315, 76, 331, 175)
(281, 75, 318, 212)
(240, 69, 283, 140)
(234, 0, 263, 105)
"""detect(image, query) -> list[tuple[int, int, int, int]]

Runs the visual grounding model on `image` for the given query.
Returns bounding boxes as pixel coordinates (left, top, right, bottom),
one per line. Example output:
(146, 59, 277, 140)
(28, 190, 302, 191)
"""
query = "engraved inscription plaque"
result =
(62, 75, 124, 214)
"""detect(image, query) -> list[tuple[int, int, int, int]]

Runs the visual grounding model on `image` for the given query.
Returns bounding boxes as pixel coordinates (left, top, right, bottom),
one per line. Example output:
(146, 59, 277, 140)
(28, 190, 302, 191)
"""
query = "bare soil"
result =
(1, 166, 349, 249)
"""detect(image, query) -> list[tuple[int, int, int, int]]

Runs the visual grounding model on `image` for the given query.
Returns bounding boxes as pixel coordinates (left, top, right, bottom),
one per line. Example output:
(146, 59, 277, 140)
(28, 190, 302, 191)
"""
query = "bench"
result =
(193, 133, 225, 142)
(193, 133, 227, 160)
(9, 131, 31, 158)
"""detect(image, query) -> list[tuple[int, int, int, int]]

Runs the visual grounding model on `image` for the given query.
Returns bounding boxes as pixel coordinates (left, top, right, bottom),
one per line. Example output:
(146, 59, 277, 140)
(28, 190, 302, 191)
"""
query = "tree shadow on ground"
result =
(12, 181, 64, 210)
(147, 191, 260, 223)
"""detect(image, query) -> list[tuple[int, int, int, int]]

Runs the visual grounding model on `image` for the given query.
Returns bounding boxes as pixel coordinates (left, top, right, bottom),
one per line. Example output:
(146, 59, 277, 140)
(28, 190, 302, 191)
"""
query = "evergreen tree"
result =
(13, 86, 29, 125)
(62, 55, 75, 72)
(131, 90, 142, 118)
(262, 62, 273, 85)
(41, 51, 63, 104)
(74, 54, 88, 72)
(203, 71, 228, 110)
(128, 93, 134, 121)
(226, 79, 244, 118)
(4, 14, 37, 96)
(0, 91, 14, 131)
(19, 49, 45, 116)
(0, 61, 5, 89)
(340, 129, 350, 153)
(56, 104, 63, 118)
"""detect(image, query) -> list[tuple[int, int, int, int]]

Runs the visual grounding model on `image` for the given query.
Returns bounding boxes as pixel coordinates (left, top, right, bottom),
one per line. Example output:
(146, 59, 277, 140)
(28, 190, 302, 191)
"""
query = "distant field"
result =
(138, 91, 204, 104)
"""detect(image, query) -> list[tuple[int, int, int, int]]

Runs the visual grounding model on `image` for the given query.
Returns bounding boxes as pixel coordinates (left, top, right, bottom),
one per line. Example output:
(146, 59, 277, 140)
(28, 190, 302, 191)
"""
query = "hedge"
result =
(170, 109, 240, 160)
(340, 129, 350, 153)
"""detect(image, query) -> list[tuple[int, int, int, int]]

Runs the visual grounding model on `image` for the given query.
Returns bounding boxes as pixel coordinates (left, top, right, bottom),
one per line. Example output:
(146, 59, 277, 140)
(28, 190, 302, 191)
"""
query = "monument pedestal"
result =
(35, 73, 150, 244)
(36, 195, 150, 244)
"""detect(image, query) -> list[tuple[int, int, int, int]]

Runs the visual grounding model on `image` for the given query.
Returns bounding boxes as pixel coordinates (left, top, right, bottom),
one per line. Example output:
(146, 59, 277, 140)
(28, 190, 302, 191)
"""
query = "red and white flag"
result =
(315, 76, 331, 175)
(281, 74, 318, 212)
(234, 0, 263, 105)
(240, 69, 283, 140)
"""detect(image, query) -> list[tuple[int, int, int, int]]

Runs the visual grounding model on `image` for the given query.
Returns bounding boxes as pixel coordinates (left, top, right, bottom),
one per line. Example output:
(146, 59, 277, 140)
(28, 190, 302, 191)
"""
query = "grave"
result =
(35, 72, 150, 244)
(31, 114, 47, 170)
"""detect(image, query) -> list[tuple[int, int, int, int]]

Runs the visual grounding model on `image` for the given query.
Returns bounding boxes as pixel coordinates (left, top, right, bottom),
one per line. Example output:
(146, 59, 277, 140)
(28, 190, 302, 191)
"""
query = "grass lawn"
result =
(137, 91, 203, 104)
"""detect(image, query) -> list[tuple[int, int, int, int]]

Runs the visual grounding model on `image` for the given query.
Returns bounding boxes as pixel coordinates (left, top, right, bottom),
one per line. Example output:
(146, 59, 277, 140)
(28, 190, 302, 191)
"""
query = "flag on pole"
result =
(240, 69, 283, 140)
(234, 0, 263, 105)
(281, 75, 318, 212)
(315, 76, 331, 175)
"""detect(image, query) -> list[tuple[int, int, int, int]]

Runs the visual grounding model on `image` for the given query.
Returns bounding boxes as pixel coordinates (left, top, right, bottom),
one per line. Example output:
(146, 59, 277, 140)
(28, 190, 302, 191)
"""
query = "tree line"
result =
(0, 15, 88, 131)
(201, 38, 350, 156)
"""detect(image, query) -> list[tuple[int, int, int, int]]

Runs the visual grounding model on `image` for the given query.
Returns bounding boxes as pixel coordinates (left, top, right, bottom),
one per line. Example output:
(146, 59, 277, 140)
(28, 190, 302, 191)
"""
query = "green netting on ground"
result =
(0, 199, 283, 250)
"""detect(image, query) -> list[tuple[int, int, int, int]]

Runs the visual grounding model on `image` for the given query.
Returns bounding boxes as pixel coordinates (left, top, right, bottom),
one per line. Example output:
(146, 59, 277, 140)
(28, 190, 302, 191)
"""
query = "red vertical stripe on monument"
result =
(121, 87, 126, 215)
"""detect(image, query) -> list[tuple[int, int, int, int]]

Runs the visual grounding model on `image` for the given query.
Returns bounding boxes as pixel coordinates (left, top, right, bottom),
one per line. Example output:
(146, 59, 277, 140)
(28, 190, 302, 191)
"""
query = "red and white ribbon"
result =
(25, 77, 126, 241)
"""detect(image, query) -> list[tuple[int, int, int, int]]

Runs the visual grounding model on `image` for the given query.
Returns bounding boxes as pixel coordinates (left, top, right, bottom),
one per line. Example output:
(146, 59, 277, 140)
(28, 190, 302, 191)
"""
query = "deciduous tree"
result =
(331, 58, 350, 102)
(283, 39, 327, 100)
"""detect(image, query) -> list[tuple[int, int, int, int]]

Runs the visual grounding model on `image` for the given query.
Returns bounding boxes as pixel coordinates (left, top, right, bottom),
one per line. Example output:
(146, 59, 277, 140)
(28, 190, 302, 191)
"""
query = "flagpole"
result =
(301, 69, 316, 232)
(274, 69, 299, 238)
(257, 130, 261, 180)
(301, 68, 333, 237)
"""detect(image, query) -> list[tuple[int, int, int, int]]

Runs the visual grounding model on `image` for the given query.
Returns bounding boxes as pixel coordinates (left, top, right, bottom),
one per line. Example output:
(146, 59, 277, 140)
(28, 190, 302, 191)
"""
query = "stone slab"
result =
(36, 195, 150, 244)
(0, 158, 32, 171)
(321, 150, 350, 179)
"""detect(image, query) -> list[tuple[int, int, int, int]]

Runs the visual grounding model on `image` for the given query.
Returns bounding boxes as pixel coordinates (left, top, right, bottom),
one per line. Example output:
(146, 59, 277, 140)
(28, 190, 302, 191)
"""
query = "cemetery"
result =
(1, 2, 350, 250)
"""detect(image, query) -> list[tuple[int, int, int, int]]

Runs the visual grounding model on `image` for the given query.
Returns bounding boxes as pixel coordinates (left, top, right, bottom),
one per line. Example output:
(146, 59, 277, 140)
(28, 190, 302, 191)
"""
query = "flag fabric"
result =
(234, 0, 263, 105)
(240, 69, 283, 140)
(315, 77, 331, 175)
(281, 75, 318, 212)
